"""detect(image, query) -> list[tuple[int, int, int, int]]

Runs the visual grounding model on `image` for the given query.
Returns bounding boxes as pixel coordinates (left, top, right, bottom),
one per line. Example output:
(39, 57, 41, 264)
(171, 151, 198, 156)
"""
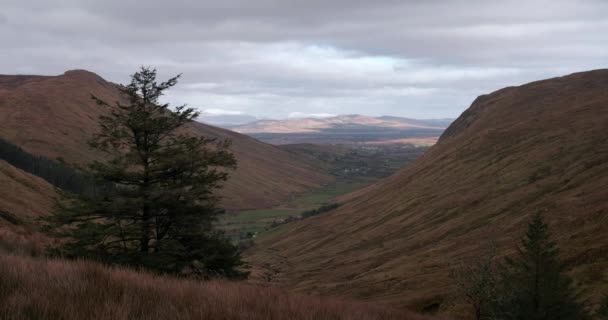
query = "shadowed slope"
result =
(0, 160, 55, 231)
(249, 70, 608, 310)
(0, 70, 332, 210)
(0, 160, 55, 256)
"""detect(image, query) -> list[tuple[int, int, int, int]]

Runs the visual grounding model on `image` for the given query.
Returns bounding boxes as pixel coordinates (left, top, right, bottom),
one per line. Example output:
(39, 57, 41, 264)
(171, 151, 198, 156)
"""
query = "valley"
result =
(219, 143, 429, 241)
(3, 2, 608, 319)
(247, 70, 608, 314)
(1, 69, 607, 320)
(0, 70, 608, 314)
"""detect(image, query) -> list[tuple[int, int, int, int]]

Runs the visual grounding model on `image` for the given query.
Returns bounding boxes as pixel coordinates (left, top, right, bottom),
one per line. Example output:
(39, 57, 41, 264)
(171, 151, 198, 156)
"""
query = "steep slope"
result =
(249, 70, 608, 310)
(0, 160, 56, 235)
(0, 70, 332, 210)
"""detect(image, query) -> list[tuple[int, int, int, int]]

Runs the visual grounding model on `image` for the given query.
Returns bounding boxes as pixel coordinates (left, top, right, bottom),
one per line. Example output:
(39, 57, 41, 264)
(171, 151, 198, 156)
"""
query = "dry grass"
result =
(0, 253, 440, 320)
(0, 231, 46, 257)
(0, 160, 56, 224)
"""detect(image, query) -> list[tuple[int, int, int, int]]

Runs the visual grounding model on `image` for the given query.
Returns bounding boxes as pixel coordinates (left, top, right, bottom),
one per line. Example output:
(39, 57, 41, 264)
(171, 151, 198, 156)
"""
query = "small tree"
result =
(494, 214, 589, 319)
(598, 295, 608, 319)
(451, 245, 498, 320)
(45, 67, 246, 278)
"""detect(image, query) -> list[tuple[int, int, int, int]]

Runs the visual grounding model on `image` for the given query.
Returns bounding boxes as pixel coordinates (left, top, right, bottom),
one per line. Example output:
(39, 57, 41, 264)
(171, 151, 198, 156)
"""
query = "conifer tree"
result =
(451, 246, 498, 320)
(493, 214, 589, 319)
(45, 67, 246, 278)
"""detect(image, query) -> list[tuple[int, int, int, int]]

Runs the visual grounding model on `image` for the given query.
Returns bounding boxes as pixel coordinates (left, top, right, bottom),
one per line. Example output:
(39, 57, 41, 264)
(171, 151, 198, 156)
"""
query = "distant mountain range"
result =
(220, 115, 453, 145)
(228, 114, 452, 133)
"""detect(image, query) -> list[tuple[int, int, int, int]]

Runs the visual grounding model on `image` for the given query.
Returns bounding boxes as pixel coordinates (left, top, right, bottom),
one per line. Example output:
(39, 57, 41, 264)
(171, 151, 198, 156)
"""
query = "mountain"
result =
(248, 70, 608, 311)
(0, 70, 332, 211)
(233, 114, 448, 134)
(231, 115, 450, 145)
(377, 116, 454, 129)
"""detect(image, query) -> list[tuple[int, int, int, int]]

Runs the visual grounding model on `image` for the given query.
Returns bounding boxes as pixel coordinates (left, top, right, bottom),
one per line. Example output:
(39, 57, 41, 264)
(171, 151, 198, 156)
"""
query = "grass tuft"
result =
(0, 253, 439, 320)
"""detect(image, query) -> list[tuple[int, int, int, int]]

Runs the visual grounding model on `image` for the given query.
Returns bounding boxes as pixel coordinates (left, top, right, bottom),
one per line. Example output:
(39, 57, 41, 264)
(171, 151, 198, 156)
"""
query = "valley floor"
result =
(218, 178, 373, 240)
(217, 143, 429, 241)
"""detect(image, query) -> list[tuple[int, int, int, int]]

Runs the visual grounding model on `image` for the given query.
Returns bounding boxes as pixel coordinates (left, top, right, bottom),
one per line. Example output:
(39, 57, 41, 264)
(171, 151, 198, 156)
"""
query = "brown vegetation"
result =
(0, 160, 55, 222)
(0, 252, 439, 320)
(249, 70, 608, 311)
(0, 160, 56, 240)
(0, 70, 332, 211)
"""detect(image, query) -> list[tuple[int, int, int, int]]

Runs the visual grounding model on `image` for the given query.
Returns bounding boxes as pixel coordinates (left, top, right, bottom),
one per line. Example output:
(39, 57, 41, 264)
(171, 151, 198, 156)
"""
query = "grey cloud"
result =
(1, 0, 607, 118)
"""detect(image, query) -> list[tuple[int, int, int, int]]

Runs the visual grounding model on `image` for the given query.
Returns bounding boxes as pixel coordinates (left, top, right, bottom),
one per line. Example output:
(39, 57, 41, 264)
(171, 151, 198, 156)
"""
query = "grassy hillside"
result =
(248, 70, 608, 311)
(0, 70, 332, 211)
(0, 138, 92, 194)
(0, 160, 55, 233)
(0, 252, 440, 320)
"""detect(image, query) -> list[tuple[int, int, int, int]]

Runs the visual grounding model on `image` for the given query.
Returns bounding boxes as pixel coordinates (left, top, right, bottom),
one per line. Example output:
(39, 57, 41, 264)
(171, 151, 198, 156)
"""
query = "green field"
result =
(218, 178, 372, 240)
(218, 144, 428, 241)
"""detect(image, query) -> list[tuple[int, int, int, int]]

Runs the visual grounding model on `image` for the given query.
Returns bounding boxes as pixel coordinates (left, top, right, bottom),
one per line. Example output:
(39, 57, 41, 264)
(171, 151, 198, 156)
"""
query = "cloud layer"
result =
(1, 0, 607, 118)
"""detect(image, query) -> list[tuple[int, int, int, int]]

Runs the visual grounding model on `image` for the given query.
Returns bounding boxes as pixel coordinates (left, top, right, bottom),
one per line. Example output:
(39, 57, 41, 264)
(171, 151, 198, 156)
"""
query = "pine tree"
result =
(45, 67, 246, 278)
(451, 246, 498, 320)
(493, 213, 589, 319)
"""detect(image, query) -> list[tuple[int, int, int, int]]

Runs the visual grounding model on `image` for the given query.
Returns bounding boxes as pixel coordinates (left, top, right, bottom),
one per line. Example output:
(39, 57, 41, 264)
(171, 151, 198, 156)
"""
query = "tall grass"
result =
(0, 253, 438, 320)
(0, 231, 45, 257)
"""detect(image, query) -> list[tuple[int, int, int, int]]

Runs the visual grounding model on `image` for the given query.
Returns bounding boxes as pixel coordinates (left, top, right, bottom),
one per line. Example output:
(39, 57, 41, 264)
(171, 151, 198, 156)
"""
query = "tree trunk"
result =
(141, 202, 150, 252)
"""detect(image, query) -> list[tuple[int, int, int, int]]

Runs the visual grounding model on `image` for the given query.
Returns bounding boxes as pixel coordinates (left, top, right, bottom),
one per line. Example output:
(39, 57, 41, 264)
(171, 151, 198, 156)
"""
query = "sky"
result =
(1, 0, 607, 120)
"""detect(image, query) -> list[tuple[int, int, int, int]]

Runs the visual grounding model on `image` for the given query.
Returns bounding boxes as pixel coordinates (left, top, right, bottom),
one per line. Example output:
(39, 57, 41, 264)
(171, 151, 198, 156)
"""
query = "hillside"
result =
(0, 252, 444, 320)
(0, 160, 55, 231)
(249, 70, 608, 311)
(0, 70, 332, 210)
(229, 115, 449, 145)
(0, 160, 55, 253)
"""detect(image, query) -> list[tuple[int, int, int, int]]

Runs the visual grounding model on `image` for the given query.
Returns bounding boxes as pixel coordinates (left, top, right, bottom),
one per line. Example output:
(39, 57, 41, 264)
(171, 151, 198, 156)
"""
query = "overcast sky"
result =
(2, 0, 607, 119)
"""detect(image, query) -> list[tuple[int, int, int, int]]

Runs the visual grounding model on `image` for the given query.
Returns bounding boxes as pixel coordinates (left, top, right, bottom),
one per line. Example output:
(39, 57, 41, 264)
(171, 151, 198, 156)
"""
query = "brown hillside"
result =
(0, 160, 55, 237)
(0, 70, 332, 210)
(249, 70, 608, 310)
